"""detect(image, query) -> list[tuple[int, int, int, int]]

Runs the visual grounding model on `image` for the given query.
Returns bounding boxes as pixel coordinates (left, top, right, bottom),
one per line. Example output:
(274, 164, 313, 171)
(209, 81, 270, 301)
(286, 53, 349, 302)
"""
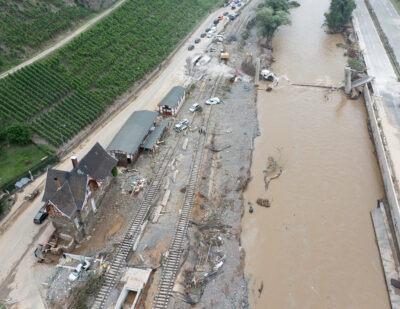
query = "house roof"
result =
(157, 86, 185, 108)
(75, 142, 117, 181)
(42, 169, 69, 202)
(49, 182, 78, 218)
(107, 110, 158, 154)
(42, 169, 88, 213)
(142, 120, 168, 150)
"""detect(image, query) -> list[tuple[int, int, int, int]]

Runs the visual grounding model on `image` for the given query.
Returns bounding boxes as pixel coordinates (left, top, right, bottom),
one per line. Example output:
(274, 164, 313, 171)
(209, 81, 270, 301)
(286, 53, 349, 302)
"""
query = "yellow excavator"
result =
(218, 40, 229, 61)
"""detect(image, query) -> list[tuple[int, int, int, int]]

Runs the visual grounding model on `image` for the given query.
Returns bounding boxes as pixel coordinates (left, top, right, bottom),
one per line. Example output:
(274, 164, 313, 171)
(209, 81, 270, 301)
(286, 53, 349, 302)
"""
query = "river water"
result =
(241, 0, 390, 308)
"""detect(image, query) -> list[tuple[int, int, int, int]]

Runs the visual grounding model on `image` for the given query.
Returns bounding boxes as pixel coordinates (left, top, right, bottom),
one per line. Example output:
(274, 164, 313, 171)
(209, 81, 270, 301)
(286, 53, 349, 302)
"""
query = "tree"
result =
(256, 7, 291, 46)
(265, 0, 290, 12)
(6, 123, 31, 145)
(111, 166, 118, 177)
(324, 0, 356, 33)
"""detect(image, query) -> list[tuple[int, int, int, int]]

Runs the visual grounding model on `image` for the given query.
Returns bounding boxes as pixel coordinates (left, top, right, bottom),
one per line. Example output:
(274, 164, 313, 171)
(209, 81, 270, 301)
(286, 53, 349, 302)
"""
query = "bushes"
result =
(324, 0, 356, 33)
(347, 58, 364, 71)
(111, 166, 118, 177)
(6, 123, 31, 145)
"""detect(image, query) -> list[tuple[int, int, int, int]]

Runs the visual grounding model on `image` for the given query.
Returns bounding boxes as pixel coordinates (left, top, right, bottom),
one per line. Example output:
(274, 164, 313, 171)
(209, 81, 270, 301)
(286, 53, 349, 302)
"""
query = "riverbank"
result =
(241, 0, 390, 308)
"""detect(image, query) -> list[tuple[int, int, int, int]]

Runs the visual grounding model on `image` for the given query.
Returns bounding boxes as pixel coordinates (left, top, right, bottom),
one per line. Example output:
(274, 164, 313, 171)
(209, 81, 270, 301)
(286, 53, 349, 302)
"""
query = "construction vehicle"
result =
(220, 42, 229, 61)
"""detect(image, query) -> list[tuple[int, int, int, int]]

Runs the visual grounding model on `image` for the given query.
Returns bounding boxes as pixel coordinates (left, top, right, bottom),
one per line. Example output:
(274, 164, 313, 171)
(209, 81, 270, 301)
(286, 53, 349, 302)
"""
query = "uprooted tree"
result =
(324, 0, 356, 33)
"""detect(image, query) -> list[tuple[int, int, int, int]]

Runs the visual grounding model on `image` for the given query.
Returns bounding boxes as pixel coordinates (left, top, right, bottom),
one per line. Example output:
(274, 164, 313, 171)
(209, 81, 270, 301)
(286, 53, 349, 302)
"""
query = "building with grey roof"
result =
(42, 143, 117, 243)
(142, 120, 168, 151)
(107, 110, 158, 166)
(157, 86, 185, 116)
(75, 142, 117, 181)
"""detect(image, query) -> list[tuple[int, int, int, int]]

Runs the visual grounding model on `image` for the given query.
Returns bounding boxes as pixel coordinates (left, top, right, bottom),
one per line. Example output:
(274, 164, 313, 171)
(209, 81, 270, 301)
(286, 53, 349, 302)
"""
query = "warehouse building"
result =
(107, 110, 158, 166)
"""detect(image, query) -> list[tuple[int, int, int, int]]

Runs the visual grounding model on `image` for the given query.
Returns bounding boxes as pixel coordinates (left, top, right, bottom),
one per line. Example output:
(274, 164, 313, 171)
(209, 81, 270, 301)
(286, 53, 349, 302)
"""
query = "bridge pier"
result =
(345, 67, 352, 94)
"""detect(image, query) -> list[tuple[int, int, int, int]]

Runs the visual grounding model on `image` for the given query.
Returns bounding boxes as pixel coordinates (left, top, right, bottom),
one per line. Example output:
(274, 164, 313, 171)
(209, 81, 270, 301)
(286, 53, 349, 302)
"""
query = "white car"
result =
(205, 97, 221, 105)
(215, 35, 224, 42)
(207, 32, 213, 38)
(189, 103, 200, 112)
(68, 260, 91, 281)
(210, 27, 217, 33)
(175, 119, 189, 132)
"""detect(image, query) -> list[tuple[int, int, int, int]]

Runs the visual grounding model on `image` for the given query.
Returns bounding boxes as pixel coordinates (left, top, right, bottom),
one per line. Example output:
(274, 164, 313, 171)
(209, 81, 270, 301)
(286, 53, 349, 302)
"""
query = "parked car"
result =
(205, 27, 211, 32)
(33, 206, 48, 224)
(210, 27, 217, 33)
(68, 260, 91, 281)
(205, 97, 221, 105)
(200, 32, 206, 38)
(231, 5, 236, 9)
(223, 11, 229, 16)
(207, 32, 213, 38)
(229, 14, 236, 20)
(189, 103, 200, 112)
(175, 119, 189, 132)
(237, 3, 242, 6)
(213, 19, 219, 25)
(188, 45, 194, 51)
(194, 38, 201, 44)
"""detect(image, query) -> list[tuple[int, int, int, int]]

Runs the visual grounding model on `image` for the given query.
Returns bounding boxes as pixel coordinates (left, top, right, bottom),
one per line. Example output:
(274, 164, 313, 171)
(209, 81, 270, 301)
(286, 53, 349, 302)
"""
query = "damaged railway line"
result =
(93, 76, 223, 309)
(153, 75, 224, 308)
(93, 145, 178, 309)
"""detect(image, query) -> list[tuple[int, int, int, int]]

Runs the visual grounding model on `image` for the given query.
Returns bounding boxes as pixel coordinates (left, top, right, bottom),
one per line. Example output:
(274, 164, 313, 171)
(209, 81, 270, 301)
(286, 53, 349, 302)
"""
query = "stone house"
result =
(42, 143, 117, 243)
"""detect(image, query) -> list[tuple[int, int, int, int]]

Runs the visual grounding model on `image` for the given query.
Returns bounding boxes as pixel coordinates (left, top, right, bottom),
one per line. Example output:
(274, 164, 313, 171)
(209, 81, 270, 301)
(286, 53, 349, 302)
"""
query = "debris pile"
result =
(181, 217, 230, 304)
(263, 155, 283, 191)
(256, 198, 270, 207)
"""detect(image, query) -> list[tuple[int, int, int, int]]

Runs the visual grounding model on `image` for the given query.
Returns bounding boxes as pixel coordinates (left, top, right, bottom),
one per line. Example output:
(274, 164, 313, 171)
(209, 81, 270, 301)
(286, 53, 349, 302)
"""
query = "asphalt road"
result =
(353, 0, 400, 126)
(0, 0, 127, 80)
(369, 0, 400, 66)
(0, 2, 252, 308)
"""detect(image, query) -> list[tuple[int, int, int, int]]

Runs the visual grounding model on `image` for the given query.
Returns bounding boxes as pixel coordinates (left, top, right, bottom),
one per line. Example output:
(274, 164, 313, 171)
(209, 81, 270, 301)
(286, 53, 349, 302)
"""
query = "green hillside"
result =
(0, 0, 221, 147)
(0, 0, 92, 71)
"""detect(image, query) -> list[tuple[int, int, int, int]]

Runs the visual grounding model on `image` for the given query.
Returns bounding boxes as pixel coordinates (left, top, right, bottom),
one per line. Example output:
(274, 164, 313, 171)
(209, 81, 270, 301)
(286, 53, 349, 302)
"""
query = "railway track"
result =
(152, 75, 223, 309)
(92, 143, 179, 309)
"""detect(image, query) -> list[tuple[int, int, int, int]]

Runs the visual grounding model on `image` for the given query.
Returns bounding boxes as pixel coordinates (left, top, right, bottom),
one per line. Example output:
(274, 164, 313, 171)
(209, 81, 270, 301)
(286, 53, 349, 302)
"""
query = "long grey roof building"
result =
(107, 110, 158, 155)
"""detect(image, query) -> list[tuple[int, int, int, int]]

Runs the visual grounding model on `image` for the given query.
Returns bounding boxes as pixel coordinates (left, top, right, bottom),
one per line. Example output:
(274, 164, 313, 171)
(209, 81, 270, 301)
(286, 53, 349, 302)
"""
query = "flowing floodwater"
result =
(242, 0, 390, 308)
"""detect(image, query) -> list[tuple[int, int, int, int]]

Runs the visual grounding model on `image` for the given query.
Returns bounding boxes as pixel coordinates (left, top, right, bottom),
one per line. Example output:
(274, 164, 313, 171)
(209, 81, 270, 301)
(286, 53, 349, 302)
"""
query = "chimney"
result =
(54, 178, 61, 190)
(71, 155, 78, 169)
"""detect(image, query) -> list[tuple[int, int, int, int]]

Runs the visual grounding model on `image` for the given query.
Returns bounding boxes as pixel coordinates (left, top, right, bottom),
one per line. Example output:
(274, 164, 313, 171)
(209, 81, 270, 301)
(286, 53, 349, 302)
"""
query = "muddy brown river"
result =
(241, 0, 390, 308)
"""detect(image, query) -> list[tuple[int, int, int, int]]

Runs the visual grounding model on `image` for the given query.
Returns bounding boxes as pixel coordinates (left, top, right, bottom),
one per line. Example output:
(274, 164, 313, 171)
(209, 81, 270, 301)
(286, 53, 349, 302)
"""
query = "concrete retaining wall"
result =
(363, 87, 400, 244)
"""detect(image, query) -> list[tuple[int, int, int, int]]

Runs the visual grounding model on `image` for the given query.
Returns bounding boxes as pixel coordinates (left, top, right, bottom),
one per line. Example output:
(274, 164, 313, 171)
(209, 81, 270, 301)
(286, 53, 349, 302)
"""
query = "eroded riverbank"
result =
(242, 0, 390, 308)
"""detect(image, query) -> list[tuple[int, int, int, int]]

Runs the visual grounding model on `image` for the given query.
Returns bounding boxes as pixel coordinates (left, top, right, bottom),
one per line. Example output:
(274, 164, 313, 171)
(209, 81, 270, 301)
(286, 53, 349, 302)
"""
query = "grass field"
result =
(0, 0, 93, 72)
(0, 144, 50, 186)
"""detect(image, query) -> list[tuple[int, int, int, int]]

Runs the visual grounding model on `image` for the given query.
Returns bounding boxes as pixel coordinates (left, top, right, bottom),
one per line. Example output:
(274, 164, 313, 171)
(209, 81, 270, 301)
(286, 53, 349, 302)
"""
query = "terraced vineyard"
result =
(0, 0, 92, 71)
(0, 0, 221, 147)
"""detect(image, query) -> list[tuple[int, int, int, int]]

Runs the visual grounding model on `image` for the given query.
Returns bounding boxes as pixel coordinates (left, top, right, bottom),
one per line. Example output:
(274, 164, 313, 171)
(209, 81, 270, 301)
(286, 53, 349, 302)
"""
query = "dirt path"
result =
(0, 0, 126, 79)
